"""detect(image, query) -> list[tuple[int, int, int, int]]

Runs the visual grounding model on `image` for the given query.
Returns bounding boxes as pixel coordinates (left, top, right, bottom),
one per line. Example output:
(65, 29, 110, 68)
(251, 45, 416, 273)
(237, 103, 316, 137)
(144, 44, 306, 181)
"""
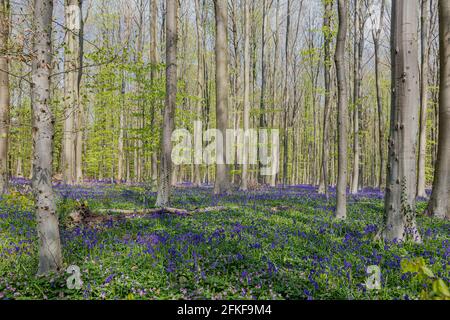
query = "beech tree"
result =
(381, 0, 421, 243)
(62, 0, 81, 185)
(31, 0, 63, 274)
(0, 0, 10, 194)
(241, 0, 250, 191)
(318, 0, 333, 197)
(335, 0, 348, 219)
(213, 0, 231, 194)
(155, 0, 177, 207)
(417, 0, 430, 198)
(426, 0, 450, 220)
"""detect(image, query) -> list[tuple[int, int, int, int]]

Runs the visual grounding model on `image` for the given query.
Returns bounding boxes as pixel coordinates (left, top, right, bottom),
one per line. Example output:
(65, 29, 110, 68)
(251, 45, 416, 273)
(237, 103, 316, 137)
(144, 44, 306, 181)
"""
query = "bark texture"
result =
(31, 0, 63, 274)
(335, 0, 348, 219)
(155, 0, 177, 207)
(382, 0, 421, 242)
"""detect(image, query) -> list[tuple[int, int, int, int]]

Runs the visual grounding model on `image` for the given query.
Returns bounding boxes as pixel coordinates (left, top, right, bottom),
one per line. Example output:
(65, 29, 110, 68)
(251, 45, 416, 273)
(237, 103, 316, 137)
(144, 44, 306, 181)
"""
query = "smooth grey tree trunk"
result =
(282, 0, 291, 188)
(213, 0, 231, 194)
(318, 0, 333, 197)
(373, 0, 385, 189)
(194, 0, 203, 187)
(74, 0, 83, 184)
(62, 0, 80, 185)
(335, 0, 348, 219)
(426, 0, 450, 220)
(350, 0, 363, 195)
(155, 0, 177, 207)
(149, 0, 159, 187)
(0, 0, 10, 194)
(241, 0, 250, 191)
(417, 0, 430, 198)
(31, 0, 63, 274)
(382, 0, 421, 243)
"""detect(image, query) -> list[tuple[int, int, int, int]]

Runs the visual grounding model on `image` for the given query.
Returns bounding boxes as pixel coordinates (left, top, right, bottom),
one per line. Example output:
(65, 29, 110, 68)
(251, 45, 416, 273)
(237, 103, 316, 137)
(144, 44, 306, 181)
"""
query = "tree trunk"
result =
(426, 0, 450, 220)
(0, 0, 10, 194)
(417, 0, 429, 198)
(382, 0, 421, 243)
(270, 0, 280, 188)
(150, 0, 159, 187)
(155, 0, 177, 207)
(350, 0, 363, 195)
(194, 0, 203, 187)
(282, 0, 291, 188)
(213, 0, 231, 194)
(31, 0, 63, 275)
(318, 0, 333, 197)
(258, 0, 267, 184)
(74, 0, 83, 184)
(241, 0, 250, 191)
(62, 0, 80, 185)
(373, 0, 385, 189)
(335, 0, 348, 219)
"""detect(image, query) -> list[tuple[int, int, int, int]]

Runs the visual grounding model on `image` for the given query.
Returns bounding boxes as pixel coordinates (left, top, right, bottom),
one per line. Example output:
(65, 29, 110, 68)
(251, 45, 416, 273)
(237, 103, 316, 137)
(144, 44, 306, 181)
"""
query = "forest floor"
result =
(0, 178, 449, 300)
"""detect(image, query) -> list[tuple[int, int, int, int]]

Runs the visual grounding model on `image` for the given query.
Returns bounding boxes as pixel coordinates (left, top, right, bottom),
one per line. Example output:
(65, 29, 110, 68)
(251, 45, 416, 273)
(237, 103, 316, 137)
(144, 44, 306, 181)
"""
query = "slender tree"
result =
(372, 0, 386, 189)
(213, 0, 231, 194)
(31, 0, 63, 274)
(282, 0, 291, 187)
(150, 0, 159, 186)
(350, 0, 363, 194)
(335, 0, 348, 219)
(155, 0, 177, 207)
(382, 0, 421, 243)
(62, 0, 80, 185)
(241, 0, 250, 191)
(0, 0, 10, 194)
(417, 0, 430, 198)
(425, 0, 450, 220)
(318, 0, 333, 197)
(194, 0, 204, 187)
(74, 0, 84, 184)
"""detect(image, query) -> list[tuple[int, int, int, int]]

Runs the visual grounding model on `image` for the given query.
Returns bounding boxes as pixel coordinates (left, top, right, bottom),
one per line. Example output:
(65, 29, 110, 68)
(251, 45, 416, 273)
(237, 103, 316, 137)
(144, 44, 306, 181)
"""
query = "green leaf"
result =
(435, 279, 450, 297)
(421, 266, 435, 278)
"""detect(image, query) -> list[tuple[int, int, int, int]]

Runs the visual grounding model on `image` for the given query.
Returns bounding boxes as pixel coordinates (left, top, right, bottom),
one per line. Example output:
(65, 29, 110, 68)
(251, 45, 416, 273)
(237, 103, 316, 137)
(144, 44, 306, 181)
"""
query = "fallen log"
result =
(96, 206, 231, 216)
(68, 205, 236, 227)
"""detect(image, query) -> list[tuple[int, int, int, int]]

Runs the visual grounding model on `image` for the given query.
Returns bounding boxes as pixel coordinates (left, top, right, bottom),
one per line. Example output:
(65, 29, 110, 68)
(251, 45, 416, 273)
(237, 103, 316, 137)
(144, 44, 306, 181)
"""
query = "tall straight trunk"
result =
(118, 11, 132, 183)
(426, 0, 450, 220)
(213, 0, 231, 194)
(335, 0, 348, 219)
(318, 0, 333, 197)
(150, 0, 159, 186)
(0, 0, 10, 194)
(350, 0, 362, 194)
(382, 0, 421, 243)
(373, 0, 385, 189)
(155, 0, 177, 207)
(62, 0, 79, 185)
(270, 0, 280, 187)
(417, 0, 429, 198)
(194, 0, 203, 187)
(118, 77, 124, 182)
(241, 0, 250, 191)
(258, 0, 267, 184)
(282, 0, 291, 187)
(74, 0, 83, 184)
(31, 0, 62, 275)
